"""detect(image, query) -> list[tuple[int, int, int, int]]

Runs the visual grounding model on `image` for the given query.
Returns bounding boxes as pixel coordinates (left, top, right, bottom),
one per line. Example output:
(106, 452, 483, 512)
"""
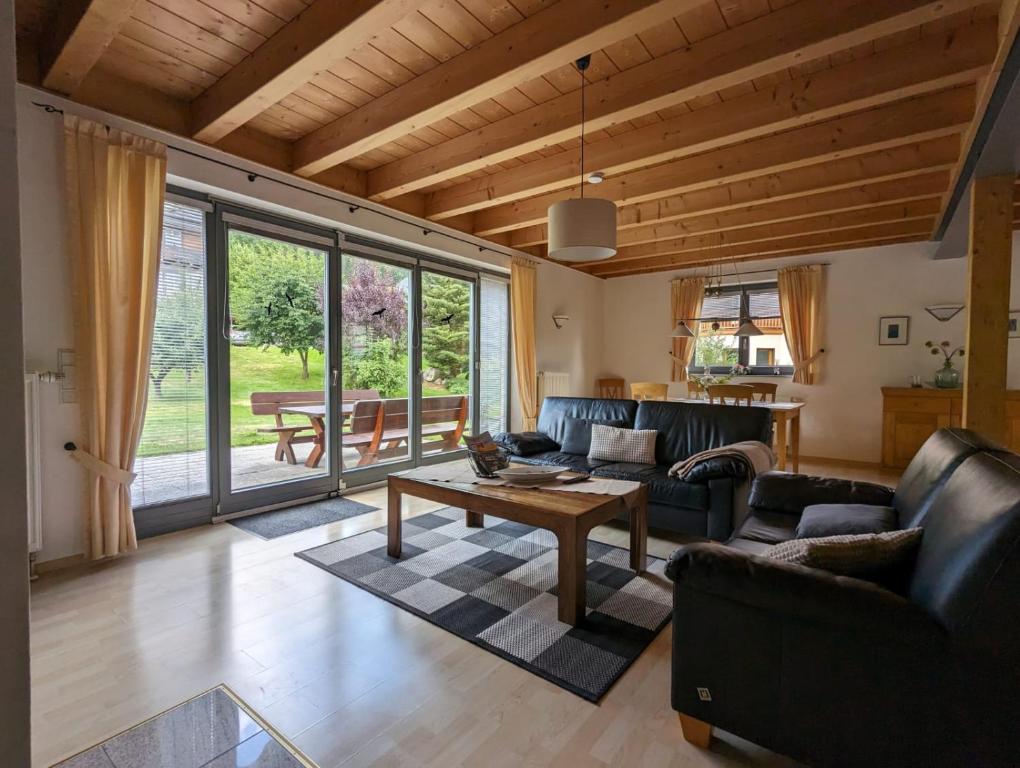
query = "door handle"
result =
(331, 368, 339, 387)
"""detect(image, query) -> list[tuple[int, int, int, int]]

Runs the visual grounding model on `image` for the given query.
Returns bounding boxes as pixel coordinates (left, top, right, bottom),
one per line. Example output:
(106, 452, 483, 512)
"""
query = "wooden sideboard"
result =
(881, 387, 1020, 468)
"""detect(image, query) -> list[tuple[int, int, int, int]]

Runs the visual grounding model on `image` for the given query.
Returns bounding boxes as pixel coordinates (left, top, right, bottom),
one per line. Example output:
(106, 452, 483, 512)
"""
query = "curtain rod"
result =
(29, 99, 520, 262)
(671, 263, 831, 282)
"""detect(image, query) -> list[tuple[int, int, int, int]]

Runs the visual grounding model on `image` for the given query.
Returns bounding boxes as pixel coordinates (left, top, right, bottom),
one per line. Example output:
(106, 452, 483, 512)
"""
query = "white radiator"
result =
(25, 374, 42, 554)
(537, 371, 571, 405)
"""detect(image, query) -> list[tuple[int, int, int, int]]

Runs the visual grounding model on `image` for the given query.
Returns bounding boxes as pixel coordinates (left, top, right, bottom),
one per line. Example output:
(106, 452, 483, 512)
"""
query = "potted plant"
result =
(925, 340, 965, 388)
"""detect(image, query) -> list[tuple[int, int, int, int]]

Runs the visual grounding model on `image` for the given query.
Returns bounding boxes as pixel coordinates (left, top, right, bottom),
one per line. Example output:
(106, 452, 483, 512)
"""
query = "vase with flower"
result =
(926, 340, 965, 388)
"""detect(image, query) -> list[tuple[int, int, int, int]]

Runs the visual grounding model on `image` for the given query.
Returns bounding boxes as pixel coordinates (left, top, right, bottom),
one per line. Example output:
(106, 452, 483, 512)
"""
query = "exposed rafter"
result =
(291, 0, 695, 177)
(422, 21, 994, 220)
(191, 0, 418, 144)
(473, 88, 974, 235)
(39, 0, 143, 95)
(365, 0, 988, 200)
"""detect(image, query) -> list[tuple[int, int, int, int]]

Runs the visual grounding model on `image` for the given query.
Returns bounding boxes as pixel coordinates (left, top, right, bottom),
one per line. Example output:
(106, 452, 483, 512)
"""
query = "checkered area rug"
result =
(295, 507, 672, 701)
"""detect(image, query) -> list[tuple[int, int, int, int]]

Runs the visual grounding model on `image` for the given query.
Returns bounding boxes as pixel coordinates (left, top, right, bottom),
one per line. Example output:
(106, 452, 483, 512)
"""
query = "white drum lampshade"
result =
(547, 198, 617, 262)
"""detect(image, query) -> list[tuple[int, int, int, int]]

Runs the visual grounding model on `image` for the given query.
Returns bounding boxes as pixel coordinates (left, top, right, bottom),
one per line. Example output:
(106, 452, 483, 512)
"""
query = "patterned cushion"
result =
(588, 424, 658, 464)
(560, 418, 627, 455)
(764, 528, 923, 577)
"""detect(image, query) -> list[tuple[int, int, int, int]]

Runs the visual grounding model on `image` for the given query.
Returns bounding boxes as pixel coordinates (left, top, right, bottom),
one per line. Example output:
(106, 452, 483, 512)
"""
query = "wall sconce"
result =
(552, 314, 570, 329)
(924, 303, 965, 322)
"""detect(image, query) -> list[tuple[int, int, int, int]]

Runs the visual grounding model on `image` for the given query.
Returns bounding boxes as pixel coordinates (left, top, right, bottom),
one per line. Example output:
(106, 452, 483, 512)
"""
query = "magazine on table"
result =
(462, 431, 510, 477)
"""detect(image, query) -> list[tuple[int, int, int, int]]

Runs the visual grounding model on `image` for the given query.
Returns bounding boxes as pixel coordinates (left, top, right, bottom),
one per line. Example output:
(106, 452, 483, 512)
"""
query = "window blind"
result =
(132, 201, 210, 508)
(479, 276, 509, 434)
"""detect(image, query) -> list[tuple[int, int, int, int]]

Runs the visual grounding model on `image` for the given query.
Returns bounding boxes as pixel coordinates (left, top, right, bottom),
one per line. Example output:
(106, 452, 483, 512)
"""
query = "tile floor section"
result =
(55, 687, 308, 768)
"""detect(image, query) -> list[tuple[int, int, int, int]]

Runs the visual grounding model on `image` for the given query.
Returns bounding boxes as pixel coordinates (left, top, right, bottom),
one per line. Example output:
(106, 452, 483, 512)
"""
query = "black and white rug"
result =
(295, 507, 672, 701)
(230, 496, 378, 540)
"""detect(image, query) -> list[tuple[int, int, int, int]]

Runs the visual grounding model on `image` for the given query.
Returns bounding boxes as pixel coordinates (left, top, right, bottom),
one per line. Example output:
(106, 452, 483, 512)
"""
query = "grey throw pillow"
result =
(560, 418, 626, 455)
(588, 424, 657, 464)
(796, 504, 898, 539)
(764, 528, 923, 578)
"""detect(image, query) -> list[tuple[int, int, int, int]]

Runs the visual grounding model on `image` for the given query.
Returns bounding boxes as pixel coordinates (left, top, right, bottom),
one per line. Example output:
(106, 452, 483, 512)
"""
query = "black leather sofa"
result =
(666, 428, 1020, 768)
(496, 396, 772, 539)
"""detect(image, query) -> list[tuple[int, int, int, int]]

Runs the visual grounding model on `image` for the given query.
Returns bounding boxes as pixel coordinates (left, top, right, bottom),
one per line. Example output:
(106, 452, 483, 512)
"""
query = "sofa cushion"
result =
(589, 424, 657, 464)
(536, 397, 638, 446)
(764, 528, 923, 578)
(682, 456, 750, 483)
(509, 451, 610, 473)
(634, 400, 772, 467)
(560, 417, 626, 455)
(797, 504, 898, 539)
(493, 431, 558, 456)
(732, 511, 798, 545)
(593, 463, 710, 511)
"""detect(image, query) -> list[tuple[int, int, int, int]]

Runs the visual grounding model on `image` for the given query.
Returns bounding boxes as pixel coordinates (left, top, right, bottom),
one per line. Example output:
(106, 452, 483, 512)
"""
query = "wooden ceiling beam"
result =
(601, 198, 941, 264)
(365, 0, 987, 200)
(40, 0, 144, 95)
(932, 0, 1020, 236)
(191, 0, 418, 144)
(291, 0, 694, 177)
(584, 235, 928, 278)
(424, 21, 994, 220)
(582, 220, 934, 277)
(473, 87, 974, 235)
(511, 172, 951, 248)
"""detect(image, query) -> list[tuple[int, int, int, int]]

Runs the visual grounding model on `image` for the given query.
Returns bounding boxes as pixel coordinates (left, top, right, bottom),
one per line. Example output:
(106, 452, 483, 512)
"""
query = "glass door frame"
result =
(334, 242, 420, 488)
(415, 259, 479, 470)
(212, 201, 342, 517)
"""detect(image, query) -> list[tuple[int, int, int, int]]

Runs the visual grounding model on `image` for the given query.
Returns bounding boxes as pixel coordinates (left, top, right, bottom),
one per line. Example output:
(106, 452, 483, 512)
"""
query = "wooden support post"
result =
(963, 175, 1014, 444)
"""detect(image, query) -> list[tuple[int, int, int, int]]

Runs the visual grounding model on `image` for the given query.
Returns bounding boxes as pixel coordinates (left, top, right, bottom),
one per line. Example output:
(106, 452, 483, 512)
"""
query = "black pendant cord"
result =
(576, 55, 591, 200)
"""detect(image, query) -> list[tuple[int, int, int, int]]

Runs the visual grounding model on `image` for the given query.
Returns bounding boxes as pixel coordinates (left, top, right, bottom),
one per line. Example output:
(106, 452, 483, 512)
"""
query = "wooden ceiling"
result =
(14, 0, 1020, 277)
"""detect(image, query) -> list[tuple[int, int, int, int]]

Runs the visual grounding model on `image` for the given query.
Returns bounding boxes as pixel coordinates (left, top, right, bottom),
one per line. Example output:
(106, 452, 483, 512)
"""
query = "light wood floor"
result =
(30, 460, 899, 768)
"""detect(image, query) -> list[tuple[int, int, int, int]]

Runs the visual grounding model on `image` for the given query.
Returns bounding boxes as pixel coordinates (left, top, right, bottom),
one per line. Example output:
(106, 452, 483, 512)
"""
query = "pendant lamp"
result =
(730, 256, 763, 337)
(547, 56, 617, 262)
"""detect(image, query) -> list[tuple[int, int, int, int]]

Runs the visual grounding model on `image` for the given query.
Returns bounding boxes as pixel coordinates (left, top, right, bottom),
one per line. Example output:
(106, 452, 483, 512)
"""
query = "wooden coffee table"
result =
(387, 470, 648, 625)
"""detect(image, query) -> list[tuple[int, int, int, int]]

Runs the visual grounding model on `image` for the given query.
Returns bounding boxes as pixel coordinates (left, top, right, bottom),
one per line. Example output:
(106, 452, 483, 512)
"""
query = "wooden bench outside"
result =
(252, 389, 379, 465)
(343, 395, 469, 467)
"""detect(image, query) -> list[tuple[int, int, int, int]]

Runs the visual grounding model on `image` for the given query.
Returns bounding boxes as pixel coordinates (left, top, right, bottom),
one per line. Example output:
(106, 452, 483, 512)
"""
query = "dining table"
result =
(667, 397, 805, 472)
(278, 402, 354, 468)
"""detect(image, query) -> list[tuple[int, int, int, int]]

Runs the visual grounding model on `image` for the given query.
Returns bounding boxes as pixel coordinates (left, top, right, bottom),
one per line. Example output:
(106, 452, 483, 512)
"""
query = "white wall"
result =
(602, 239, 1020, 463)
(509, 260, 607, 430)
(17, 85, 526, 564)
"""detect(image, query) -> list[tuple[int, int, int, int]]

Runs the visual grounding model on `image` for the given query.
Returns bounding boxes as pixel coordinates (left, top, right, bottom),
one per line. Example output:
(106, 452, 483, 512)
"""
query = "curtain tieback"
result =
(793, 350, 824, 369)
(70, 448, 137, 485)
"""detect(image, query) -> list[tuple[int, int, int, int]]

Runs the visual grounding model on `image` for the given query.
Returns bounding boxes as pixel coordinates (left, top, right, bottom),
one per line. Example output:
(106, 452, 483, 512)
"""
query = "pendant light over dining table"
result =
(547, 55, 617, 262)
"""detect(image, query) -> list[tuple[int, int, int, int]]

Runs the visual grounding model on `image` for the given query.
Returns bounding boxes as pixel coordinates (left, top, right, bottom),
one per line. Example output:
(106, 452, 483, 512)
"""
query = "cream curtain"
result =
(777, 264, 825, 384)
(510, 256, 538, 431)
(65, 116, 167, 559)
(670, 276, 705, 382)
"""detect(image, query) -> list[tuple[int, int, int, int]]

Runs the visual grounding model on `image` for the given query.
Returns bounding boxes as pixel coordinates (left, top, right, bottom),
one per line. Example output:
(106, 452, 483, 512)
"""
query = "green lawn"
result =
(138, 345, 456, 458)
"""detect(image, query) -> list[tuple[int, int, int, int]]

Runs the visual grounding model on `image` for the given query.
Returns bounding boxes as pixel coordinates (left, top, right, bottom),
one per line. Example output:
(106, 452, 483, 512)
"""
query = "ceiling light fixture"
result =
(730, 256, 763, 337)
(547, 55, 617, 262)
(587, 171, 605, 184)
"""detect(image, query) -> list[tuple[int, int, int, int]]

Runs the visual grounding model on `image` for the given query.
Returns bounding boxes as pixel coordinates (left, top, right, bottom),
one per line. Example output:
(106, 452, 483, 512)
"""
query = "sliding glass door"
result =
(133, 189, 510, 529)
(420, 267, 474, 462)
(216, 210, 339, 514)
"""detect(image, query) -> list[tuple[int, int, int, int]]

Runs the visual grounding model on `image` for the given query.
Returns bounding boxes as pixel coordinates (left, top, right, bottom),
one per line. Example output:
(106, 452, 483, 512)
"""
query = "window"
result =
(689, 282, 793, 376)
(132, 200, 209, 507)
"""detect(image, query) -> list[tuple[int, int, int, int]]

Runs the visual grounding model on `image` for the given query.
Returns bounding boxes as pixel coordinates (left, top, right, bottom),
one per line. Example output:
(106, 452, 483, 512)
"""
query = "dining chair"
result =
(595, 377, 626, 399)
(706, 384, 754, 406)
(686, 379, 705, 399)
(631, 382, 669, 401)
(745, 382, 778, 402)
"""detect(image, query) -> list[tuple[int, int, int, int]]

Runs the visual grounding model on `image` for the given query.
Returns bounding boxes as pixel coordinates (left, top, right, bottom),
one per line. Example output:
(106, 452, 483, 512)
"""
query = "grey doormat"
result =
(230, 496, 379, 540)
(295, 507, 671, 702)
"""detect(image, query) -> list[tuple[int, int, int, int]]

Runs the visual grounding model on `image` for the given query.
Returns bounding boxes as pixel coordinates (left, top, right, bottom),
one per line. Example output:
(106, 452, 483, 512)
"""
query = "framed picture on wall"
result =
(1009, 310, 1020, 339)
(879, 316, 910, 346)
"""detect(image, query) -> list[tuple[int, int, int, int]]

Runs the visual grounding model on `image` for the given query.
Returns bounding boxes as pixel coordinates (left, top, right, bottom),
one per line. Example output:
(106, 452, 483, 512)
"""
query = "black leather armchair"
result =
(665, 429, 1020, 768)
